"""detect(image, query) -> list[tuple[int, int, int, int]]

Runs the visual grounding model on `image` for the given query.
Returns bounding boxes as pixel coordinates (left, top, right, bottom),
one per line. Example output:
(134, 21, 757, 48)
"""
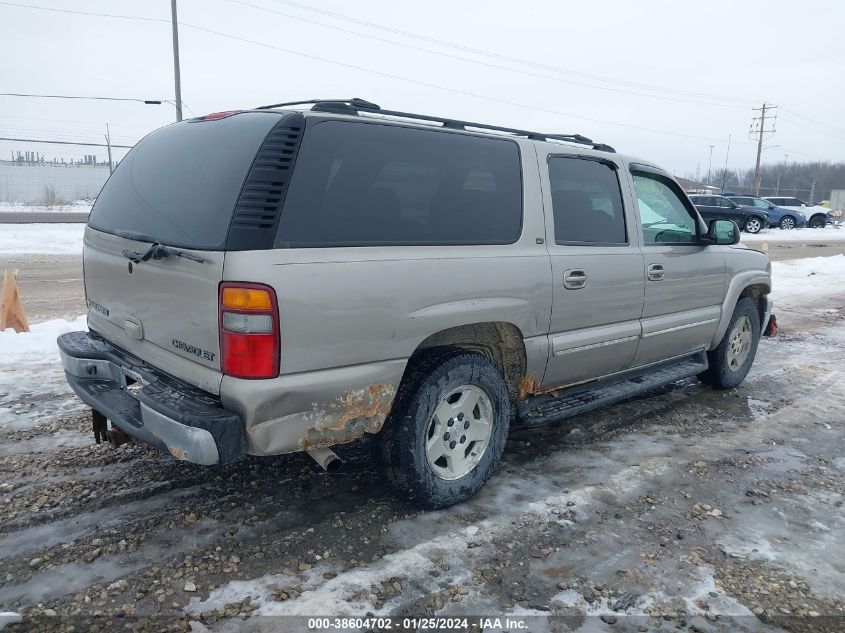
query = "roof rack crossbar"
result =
(255, 98, 615, 152)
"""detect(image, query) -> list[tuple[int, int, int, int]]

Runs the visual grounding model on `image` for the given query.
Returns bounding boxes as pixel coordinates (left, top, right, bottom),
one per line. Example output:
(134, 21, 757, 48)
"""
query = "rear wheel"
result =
(779, 216, 796, 230)
(698, 298, 761, 389)
(808, 214, 827, 229)
(744, 216, 764, 233)
(377, 351, 510, 509)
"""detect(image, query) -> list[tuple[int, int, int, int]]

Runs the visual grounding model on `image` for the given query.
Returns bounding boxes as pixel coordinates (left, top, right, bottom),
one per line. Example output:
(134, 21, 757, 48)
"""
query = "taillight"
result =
(219, 282, 279, 379)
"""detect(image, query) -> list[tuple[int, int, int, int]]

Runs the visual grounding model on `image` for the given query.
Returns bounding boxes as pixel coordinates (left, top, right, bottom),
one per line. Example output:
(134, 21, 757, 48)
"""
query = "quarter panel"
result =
(223, 246, 552, 375)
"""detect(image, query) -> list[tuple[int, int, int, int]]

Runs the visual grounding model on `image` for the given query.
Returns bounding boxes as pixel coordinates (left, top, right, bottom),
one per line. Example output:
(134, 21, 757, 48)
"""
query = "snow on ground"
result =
(0, 613, 22, 631)
(0, 224, 84, 255)
(0, 201, 92, 214)
(742, 225, 845, 243)
(769, 254, 845, 306)
(0, 316, 87, 431)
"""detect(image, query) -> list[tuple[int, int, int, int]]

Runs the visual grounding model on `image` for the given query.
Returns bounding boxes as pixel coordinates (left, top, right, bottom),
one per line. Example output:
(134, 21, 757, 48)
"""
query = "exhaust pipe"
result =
(306, 446, 343, 473)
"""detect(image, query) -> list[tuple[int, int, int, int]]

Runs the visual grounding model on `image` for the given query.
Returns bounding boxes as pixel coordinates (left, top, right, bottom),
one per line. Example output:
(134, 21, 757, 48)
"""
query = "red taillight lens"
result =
(219, 282, 279, 379)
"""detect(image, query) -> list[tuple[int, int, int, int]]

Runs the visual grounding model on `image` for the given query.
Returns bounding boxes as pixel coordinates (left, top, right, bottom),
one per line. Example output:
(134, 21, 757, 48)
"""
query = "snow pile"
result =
(0, 315, 86, 364)
(0, 316, 87, 430)
(770, 254, 845, 306)
(742, 226, 845, 244)
(0, 224, 85, 254)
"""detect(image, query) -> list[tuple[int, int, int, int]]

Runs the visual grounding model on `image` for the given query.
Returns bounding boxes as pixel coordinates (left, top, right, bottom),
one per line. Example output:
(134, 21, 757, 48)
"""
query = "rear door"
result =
(540, 152, 644, 388)
(84, 111, 291, 393)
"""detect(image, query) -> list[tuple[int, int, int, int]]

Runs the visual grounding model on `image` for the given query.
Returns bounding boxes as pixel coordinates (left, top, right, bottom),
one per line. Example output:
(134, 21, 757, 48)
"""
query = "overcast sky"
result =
(1, 0, 843, 178)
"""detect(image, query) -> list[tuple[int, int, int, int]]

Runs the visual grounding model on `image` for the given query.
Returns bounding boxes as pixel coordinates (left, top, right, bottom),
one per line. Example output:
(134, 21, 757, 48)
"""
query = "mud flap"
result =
(764, 314, 778, 337)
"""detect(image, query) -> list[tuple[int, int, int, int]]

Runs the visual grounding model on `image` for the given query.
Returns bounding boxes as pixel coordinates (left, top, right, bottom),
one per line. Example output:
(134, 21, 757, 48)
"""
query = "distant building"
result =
(675, 177, 720, 194)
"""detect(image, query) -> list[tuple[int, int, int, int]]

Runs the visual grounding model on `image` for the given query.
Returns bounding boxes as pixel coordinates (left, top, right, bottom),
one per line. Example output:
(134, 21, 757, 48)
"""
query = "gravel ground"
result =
(1, 256, 844, 632)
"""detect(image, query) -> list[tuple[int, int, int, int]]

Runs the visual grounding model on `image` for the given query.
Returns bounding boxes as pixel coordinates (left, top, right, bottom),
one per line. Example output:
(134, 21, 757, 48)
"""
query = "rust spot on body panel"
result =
(300, 383, 396, 450)
(518, 374, 540, 400)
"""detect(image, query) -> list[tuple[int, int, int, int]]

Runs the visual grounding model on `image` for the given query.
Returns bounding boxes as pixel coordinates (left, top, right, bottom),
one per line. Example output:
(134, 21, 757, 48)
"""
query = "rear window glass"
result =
(88, 112, 282, 250)
(548, 156, 626, 244)
(275, 121, 522, 247)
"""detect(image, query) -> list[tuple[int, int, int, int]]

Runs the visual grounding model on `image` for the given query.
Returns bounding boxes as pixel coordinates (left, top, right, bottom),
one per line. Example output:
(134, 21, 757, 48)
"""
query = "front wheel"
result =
(779, 216, 796, 230)
(744, 216, 764, 233)
(377, 351, 510, 509)
(808, 214, 827, 229)
(698, 298, 761, 389)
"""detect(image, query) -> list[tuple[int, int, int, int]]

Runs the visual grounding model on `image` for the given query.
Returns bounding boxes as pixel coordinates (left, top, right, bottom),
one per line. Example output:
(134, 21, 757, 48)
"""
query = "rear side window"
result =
(275, 121, 522, 247)
(547, 156, 626, 244)
(88, 112, 283, 250)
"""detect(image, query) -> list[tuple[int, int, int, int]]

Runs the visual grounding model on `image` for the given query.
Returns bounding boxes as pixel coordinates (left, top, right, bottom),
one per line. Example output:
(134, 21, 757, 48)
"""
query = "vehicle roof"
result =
(232, 100, 661, 171)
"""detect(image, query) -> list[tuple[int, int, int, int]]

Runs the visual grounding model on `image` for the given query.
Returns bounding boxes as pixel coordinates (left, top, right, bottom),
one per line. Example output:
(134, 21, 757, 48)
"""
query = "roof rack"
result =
(253, 98, 615, 153)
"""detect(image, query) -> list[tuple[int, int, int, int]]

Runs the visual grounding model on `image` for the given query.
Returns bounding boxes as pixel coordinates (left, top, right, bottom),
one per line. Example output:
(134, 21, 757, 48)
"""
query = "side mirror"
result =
(801, 203, 807, 207)
(768, 204, 776, 210)
(706, 219, 740, 245)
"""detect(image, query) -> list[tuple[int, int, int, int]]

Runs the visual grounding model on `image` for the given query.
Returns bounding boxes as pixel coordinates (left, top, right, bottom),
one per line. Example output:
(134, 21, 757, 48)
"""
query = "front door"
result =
(629, 169, 726, 367)
(541, 154, 645, 389)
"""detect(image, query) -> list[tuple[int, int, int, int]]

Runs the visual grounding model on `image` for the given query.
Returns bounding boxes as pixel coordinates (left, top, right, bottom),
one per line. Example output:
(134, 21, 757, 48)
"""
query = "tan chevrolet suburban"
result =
(58, 98, 774, 509)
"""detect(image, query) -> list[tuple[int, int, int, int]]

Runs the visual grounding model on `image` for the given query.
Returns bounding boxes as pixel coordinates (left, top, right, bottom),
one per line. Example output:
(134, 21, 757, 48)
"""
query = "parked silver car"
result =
(58, 99, 773, 508)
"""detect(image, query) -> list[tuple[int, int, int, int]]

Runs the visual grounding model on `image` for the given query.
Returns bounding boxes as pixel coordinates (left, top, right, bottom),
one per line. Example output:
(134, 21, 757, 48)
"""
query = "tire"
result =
(808, 214, 827, 229)
(698, 298, 761, 389)
(743, 216, 764, 233)
(779, 216, 796, 230)
(377, 351, 511, 510)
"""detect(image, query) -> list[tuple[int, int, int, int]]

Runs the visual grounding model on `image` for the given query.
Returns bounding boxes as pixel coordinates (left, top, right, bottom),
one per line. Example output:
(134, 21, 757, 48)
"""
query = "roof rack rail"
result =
(255, 98, 615, 152)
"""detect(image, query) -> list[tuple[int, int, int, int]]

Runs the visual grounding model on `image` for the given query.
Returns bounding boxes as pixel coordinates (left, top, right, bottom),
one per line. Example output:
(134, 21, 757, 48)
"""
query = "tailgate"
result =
(84, 227, 225, 394)
(81, 110, 293, 395)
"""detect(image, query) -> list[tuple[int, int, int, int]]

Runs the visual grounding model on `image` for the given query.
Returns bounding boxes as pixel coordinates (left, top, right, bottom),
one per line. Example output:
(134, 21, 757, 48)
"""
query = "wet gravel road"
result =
(1, 259, 844, 632)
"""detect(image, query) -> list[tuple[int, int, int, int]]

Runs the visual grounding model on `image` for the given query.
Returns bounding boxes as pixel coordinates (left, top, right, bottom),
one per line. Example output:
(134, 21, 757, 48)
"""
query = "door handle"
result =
(563, 269, 587, 289)
(647, 263, 665, 281)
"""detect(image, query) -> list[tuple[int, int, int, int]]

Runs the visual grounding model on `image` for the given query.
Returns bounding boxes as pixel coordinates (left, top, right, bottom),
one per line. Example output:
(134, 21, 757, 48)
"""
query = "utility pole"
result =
(775, 153, 788, 195)
(171, 0, 183, 122)
(706, 144, 715, 187)
(720, 134, 732, 193)
(750, 102, 777, 195)
(105, 124, 113, 174)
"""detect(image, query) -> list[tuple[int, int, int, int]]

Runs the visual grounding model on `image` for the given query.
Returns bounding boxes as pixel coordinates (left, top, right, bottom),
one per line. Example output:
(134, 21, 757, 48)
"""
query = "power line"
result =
(181, 21, 746, 144)
(267, 0, 761, 105)
(779, 115, 845, 141)
(0, 0, 752, 144)
(0, 1, 167, 23)
(780, 107, 845, 136)
(0, 136, 133, 148)
(226, 0, 746, 109)
(0, 92, 166, 104)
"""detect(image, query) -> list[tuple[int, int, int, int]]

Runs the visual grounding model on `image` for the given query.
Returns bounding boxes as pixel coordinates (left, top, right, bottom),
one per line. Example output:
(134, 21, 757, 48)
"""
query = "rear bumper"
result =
(58, 331, 245, 465)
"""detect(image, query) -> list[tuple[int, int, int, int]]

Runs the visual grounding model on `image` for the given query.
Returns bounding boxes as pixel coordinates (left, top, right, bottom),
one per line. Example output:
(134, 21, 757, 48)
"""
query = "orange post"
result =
(0, 270, 30, 333)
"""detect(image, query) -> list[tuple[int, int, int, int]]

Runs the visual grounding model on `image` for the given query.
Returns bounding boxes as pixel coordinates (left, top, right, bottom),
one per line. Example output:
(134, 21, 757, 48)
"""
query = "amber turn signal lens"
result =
(221, 287, 273, 310)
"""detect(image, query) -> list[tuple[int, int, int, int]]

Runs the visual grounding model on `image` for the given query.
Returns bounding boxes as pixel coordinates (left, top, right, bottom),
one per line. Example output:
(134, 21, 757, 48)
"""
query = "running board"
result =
(516, 353, 708, 429)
